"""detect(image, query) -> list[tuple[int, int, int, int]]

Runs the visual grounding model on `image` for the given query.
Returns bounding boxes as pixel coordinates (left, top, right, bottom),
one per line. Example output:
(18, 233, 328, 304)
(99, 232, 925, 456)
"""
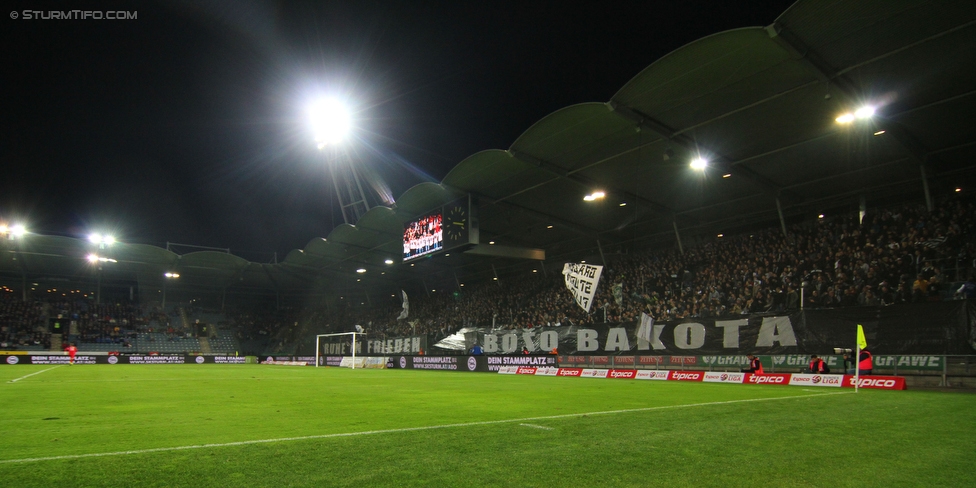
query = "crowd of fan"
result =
(586, 196, 976, 324)
(321, 196, 976, 341)
(0, 293, 49, 349)
(0, 294, 175, 350)
(4, 197, 974, 354)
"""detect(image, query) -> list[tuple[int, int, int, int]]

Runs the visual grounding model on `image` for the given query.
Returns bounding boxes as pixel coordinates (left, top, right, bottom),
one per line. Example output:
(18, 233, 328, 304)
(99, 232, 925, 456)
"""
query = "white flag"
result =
(636, 313, 654, 343)
(397, 290, 409, 320)
(562, 263, 603, 313)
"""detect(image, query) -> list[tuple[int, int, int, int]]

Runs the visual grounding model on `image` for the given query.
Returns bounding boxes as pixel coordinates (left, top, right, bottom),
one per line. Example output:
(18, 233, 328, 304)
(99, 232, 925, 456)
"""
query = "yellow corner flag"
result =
(856, 324, 868, 350)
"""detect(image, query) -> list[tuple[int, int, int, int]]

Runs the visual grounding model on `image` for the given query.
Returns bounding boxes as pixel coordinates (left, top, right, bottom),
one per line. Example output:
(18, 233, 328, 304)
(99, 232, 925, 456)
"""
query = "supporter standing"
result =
(742, 354, 763, 374)
(955, 277, 976, 299)
(858, 348, 873, 375)
(808, 354, 828, 374)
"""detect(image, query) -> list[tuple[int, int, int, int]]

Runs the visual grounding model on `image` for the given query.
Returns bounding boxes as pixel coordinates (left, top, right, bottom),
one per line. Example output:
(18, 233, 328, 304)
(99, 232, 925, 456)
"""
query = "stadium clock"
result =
(444, 204, 468, 243)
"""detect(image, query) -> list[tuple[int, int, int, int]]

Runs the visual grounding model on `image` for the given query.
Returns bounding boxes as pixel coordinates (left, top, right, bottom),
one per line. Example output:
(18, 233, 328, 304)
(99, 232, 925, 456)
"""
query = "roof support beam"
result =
(507, 148, 679, 219)
(484, 196, 604, 239)
(767, 22, 934, 165)
(608, 102, 791, 202)
(767, 21, 954, 214)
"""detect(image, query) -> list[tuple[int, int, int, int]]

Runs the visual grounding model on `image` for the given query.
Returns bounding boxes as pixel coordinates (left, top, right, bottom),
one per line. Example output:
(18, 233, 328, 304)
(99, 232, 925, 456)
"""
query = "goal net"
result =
(315, 332, 365, 369)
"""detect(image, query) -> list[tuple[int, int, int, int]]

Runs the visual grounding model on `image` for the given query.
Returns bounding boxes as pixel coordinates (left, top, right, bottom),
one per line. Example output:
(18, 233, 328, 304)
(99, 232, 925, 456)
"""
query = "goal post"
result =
(315, 332, 365, 369)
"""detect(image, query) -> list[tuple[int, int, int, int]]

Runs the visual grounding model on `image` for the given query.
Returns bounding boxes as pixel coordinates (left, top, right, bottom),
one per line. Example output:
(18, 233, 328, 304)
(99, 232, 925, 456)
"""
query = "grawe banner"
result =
(562, 263, 603, 312)
(872, 355, 944, 371)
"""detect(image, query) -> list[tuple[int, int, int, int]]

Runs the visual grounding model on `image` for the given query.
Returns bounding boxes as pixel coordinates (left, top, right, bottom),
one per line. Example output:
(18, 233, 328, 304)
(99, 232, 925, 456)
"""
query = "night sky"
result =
(3, 0, 795, 260)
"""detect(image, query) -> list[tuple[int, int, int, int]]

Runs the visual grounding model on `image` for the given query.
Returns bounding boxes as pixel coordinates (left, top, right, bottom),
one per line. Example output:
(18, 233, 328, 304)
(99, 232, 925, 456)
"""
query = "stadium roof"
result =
(3, 0, 975, 296)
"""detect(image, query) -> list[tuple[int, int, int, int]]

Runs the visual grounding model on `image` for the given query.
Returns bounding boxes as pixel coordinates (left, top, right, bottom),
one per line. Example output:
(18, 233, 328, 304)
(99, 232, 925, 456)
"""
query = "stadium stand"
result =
(1, 195, 972, 358)
(1, 0, 974, 361)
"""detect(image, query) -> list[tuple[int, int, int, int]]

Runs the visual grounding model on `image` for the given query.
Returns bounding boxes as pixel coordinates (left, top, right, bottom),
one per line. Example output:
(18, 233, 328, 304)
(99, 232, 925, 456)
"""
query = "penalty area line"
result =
(0, 390, 851, 464)
(7, 366, 62, 384)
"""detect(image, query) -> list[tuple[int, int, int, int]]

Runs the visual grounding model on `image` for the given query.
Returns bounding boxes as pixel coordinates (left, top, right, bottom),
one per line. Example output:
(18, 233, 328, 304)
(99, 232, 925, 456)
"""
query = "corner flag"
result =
(856, 324, 867, 350)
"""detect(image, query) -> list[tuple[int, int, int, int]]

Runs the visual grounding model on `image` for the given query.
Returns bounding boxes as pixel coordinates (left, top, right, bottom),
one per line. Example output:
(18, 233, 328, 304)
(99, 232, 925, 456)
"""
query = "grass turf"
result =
(1, 364, 974, 487)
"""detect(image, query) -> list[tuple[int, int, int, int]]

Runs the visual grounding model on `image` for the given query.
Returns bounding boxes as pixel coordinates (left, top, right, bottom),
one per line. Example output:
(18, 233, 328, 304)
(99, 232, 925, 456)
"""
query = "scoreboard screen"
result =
(403, 212, 443, 262)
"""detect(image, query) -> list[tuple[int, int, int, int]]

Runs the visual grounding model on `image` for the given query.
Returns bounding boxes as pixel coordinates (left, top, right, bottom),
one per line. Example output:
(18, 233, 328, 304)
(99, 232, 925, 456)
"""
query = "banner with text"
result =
(468, 301, 975, 355)
(1, 354, 248, 365)
(562, 263, 603, 312)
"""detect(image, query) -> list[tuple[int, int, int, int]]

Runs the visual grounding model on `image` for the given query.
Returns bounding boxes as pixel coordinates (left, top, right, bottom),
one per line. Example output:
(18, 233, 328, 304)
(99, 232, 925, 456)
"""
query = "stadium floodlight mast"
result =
(89, 232, 116, 250)
(1, 223, 27, 239)
(307, 95, 370, 224)
(308, 97, 351, 149)
(315, 331, 365, 369)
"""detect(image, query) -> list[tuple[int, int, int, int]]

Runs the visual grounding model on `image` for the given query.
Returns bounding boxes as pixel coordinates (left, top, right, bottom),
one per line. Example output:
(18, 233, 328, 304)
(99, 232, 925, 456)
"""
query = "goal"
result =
(314, 332, 365, 369)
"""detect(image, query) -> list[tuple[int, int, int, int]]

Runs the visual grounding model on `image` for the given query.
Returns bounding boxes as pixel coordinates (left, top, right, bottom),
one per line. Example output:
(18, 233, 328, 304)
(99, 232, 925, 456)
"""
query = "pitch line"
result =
(0, 391, 851, 464)
(520, 423, 554, 430)
(6, 366, 62, 384)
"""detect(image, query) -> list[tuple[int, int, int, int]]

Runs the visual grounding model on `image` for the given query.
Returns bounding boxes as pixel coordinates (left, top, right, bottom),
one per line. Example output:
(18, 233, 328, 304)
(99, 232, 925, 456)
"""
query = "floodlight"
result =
(854, 106, 875, 119)
(87, 253, 100, 263)
(690, 158, 707, 170)
(619, 202, 627, 207)
(89, 233, 101, 244)
(356, 268, 366, 273)
(308, 97, 351, 147)
(103, 235, 116, 245)
(874, 130, 886, 136)
(0, 224, 7, 234)
(835, 113, 855, 124)
(584, 191, 605, 201)
(11, 224, 27, 238)
(384, 259, 394, 265)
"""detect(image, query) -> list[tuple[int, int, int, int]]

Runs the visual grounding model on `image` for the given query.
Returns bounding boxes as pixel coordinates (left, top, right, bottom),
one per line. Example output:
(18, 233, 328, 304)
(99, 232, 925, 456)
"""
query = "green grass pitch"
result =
(1, 364, 974, 487)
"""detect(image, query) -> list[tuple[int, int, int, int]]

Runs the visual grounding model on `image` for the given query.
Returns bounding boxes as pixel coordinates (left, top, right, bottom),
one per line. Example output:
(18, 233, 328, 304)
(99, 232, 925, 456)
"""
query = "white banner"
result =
(339, 357, 367, 369)
(397, 290, 409, 320)
(637, 313, 654, 343)
(562, 263, 603, 313)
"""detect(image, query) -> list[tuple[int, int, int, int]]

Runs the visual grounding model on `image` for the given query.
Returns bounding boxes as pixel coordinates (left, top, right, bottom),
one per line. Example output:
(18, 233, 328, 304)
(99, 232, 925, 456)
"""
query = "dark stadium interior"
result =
(2, 0, 975, 363)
